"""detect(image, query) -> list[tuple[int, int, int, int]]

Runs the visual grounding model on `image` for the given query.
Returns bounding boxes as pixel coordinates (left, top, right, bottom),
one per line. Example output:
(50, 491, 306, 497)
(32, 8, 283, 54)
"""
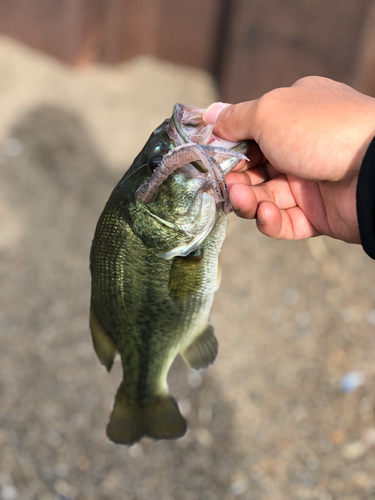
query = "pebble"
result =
(1, 485, 17, 500)
(340, 372, 364, 393)
(307, 237, 329, 260)
(284, 288, 300, 306)
(353, 471, 375, 489)
(341, 441, 367, 460)
(187, 370, 203, 388)
(198, 405, 213, 424)
(363, 427, 375, 446)
(178, 398, 191, 417)
(331, 429, 347, 445)
(3, 138, 23, 157)
(0, 430, 7, 444)
(295, 311, 312, 329)
(129, 443, 143, 458)
(194, 427, 213, 447)
(75, 456, 90, 471)
(366, 309, 375, 325)
(340, 308, 359, 324)
(53, 479, 77, 498)
(55, 463, 68, 478)
(229, 479, 247, 496)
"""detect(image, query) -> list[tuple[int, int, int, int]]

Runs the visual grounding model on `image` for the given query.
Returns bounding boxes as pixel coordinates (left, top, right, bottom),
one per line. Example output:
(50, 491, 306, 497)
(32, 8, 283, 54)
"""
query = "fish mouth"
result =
(169, 103, 250, 175)
(135, 103, 250, 215)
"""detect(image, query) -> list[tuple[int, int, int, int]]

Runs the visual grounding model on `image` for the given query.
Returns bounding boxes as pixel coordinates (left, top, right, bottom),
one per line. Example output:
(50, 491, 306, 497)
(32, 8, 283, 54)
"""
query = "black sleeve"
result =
(357, 136, 375, 259)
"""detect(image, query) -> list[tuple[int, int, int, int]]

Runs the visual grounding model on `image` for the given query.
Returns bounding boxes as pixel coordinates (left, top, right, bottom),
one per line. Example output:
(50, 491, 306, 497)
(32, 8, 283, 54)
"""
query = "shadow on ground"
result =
(0, 105, 259, 500)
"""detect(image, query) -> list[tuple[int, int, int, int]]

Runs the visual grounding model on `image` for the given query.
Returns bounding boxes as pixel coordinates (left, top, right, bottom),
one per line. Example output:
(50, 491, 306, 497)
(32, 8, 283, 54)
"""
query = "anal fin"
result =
(89, 305, 118, 372)
(181, 324, 218, 370)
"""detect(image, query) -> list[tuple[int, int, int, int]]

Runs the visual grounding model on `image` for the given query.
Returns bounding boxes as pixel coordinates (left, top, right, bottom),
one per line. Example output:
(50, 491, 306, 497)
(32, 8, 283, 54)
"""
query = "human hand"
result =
(203, 77, 375, 243)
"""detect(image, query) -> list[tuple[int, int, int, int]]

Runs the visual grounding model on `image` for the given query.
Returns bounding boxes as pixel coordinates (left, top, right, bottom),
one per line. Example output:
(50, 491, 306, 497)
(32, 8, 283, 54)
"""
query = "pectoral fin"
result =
(168, 251, 204, 300)
(89, 305, 118, 372)
(181, 324, 218, 370)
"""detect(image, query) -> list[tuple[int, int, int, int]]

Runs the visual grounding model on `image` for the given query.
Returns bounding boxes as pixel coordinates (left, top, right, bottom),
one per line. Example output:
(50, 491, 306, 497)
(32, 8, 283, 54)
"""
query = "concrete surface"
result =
(1, 38, 375, 500)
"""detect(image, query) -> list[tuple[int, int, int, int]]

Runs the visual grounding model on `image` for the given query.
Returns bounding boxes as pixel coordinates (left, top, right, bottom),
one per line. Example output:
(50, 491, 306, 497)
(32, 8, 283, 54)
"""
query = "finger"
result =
(226, 167, 269, 188)
(228, 175, 298, 219)
(227, 161, 282, 188)
(229, 184, 259, 219)
(256, 201, 321, 240)
(203, 101, 259, 143)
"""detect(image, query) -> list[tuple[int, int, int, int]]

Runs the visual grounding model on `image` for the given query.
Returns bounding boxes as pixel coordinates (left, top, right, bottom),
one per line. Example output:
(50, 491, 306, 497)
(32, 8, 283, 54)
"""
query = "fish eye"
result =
(149, 154, 163, 172)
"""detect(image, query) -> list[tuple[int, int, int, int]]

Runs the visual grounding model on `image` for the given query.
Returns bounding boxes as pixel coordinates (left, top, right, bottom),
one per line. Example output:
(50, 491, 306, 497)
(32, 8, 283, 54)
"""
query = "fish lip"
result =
(172, 103, 191, 143)
(171, 103, 251, 157)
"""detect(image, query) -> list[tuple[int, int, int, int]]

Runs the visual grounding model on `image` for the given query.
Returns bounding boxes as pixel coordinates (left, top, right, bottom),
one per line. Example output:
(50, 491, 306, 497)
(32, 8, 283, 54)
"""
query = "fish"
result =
(89, 103, 249, 445)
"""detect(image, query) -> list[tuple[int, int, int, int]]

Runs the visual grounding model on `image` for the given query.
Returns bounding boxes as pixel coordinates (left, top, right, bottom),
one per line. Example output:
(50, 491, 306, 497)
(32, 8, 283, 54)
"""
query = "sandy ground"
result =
(1, 38, 375, 500)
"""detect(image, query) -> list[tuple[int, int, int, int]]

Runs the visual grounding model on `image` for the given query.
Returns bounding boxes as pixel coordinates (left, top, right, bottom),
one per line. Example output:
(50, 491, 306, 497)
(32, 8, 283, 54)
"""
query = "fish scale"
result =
(89, 103, 249, 444)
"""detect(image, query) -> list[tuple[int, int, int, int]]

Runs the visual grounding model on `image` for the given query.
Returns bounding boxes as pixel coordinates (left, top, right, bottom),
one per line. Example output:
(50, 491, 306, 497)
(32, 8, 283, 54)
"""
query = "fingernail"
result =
(202, 102, 230, 124)
(229, 190, 239, 210)
(257, 206, 265, 224)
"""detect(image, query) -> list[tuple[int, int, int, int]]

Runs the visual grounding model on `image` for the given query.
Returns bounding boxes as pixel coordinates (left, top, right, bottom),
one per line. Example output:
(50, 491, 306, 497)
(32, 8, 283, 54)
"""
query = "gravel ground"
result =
(1, 38, 375, 500)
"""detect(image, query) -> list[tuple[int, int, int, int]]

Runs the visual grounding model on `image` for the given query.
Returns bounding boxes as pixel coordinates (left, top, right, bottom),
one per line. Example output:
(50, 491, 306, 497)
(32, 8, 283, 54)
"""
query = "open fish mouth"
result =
(171, 103, 250, 175)
(136, 103, 250, 213)
(171, 103, 243, 155)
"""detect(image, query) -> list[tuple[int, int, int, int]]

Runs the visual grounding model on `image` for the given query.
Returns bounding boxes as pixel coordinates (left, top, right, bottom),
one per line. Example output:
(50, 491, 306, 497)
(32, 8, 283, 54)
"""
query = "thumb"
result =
(202, 100, 258, 142)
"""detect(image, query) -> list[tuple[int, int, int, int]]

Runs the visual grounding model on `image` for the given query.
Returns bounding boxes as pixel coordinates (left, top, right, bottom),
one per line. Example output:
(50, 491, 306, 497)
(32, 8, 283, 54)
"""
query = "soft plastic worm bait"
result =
(135, 143, 247, 213)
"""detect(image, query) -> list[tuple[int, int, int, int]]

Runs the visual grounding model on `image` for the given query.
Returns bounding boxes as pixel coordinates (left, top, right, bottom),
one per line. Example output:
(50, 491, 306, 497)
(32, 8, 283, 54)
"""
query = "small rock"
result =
(353, 471, 375, 489)
(178, 399, 191, 417)
(307, 237, 328, 260)
(340, 372, 364, 393)
(342, 440, 367, 460)
(187, 370, 203, 388)
(340, 308, 359, 324)
(53, 479, 77, 499)
(318, 493, 333, 500)
(129, 443, 143, 458)
(198, 405, 213, 424)
(194, 427, 213, 447)
(0, 430, 7, 444)
(284, 288, 300, 306)
(55, 463, 68, 478)
(75, 455, 90, 471)
(331, 428, 347, 445)
(229, 479, 247, 496)
(1, 485, 17, 500)
(295, 311, 312, 329)
(3, 138, 23, 157)
(363, 427, 375, 447)
(366, 309, 375, 325)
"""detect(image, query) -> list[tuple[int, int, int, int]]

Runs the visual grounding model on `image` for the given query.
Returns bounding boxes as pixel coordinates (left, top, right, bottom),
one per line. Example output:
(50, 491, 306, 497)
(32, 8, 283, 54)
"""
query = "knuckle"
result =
(255, 88, 288, 121)
(292, 75, 333, 88)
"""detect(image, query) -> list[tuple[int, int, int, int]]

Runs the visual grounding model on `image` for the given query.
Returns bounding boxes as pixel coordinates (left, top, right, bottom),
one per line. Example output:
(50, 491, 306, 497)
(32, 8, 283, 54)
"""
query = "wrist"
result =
(356, 135, 375, 258)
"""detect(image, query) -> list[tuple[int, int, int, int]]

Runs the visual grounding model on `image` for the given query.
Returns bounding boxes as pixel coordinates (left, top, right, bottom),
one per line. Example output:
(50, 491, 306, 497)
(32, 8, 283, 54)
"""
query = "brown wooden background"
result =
(1, 0, 375, 102)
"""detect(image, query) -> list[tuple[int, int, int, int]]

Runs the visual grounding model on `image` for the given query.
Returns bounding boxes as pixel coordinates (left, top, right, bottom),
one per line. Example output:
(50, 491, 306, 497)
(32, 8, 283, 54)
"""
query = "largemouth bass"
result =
(89, 104, 248, 445)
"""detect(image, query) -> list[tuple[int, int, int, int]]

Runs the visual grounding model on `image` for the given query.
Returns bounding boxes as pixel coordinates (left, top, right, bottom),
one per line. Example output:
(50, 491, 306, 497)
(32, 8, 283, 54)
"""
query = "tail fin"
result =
(106, 383, 187, 445)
